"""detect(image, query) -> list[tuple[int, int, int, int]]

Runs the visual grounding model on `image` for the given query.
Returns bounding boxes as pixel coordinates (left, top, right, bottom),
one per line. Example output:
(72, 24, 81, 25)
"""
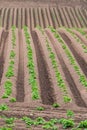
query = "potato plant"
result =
(23, 26, 40, 100)
(65, 28, 87, 53)
(2, 26, 16, 100)
(37, 26, 72, 103)
(49, 27, 87, 88)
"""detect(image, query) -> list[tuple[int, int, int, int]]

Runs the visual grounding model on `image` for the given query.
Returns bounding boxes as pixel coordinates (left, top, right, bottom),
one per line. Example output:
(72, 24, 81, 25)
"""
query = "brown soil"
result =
(0, 31, 8, 83)
(73, 29, 87, 46)
(46, 30, 87, 108)
(32, 31, 55, 105)
(0, 7, 87, 30)
(0, 0, 87, 8)
(0, 0, 87, 129)
(16, 30, 24, 102)
(34, 29, 64, 106)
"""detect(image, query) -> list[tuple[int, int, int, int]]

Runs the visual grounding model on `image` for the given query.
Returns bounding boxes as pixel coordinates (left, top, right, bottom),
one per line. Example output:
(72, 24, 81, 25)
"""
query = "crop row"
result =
(2, 26, 16, 102)
(23, 26, 40, 100)
(77, 29, 86, 35)
(0, 110, 87, 129)
(49, 26, 87, 88)
(1, 7, 87, 30)
(65, 28, 87, 53)
(76, 28, 87, 38)
(36, 26, 72, 103)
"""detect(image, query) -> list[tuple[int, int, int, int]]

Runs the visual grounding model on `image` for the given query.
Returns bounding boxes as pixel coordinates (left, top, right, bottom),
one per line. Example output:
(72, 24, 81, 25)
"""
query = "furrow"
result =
(32, 31, 55, 105)
(0, 31, 8, 84)
(50, 7, 58, 28)
(46, 29, 87, 107)
(58, 7, 68, 27)
(46, 7, 53, 27)
(6, 8, 10, 30)
(1, 8, 6, 27)
(16, 30, 24, 102)
(38, 7, 44, 28)
(59, 31, 87, 78)
(74, 8, 83, 27)
(70, 8, 81, 28)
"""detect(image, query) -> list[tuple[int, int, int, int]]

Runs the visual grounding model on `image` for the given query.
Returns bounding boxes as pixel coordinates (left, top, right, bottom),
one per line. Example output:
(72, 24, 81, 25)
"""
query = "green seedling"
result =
(67, 110, 74, 118)
(78, 120, 87, 128)
(11, 26, 16, 30)
(49, 27, 87, 90)
(5, 66, 14, 78)
(58, 118, 75, 129)
(0, 104, 8, 111)
(9, 60, 14, 66)
(10, 50, 15, 59)
(23, 26, 39, 100)
(10, 98, 16, 102)
(36, 106, 45, 111)
(49, 118, 59, 124)
(0, 127, 12, 130)
(66, 28, 87, 54)
(42, 125, 58, 130)
(22, 116, 34, 127)
(3, 80, 12, 96)
(34, 117, 45, 125)
(37, 26, 72, 104)
(42, 121, 58, 130)
(5, 117, 16, 124)
(63, 96, 72, 103)
(36, 25, 44, 34)
(2, 93, 9, 98)
(71, 128, 82, 130)
(52, 103, 60, 108)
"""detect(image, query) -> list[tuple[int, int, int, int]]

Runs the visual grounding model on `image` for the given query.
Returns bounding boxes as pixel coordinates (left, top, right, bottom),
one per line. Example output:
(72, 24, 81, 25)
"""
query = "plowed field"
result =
(0, 0, 87, 130)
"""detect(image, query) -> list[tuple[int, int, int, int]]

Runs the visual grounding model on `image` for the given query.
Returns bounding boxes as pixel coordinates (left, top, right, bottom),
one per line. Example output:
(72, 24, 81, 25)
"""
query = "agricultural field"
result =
(0, 0, 87, 130)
